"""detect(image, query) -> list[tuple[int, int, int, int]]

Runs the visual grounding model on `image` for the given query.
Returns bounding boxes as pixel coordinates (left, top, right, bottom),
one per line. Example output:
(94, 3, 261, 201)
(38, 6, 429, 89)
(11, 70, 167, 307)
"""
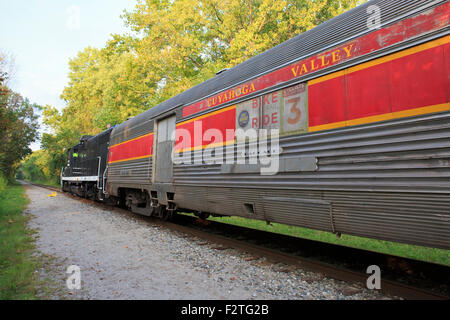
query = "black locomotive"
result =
(62, 128, 112, 200)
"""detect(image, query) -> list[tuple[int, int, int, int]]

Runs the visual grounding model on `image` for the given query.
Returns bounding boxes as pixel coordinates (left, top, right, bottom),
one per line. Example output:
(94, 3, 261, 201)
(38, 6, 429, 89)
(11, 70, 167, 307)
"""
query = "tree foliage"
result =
(35, 0, 363, 183)
(0, 53, 40, 183)
(56, 0, 362, 133)
(16, 150, 56, 185)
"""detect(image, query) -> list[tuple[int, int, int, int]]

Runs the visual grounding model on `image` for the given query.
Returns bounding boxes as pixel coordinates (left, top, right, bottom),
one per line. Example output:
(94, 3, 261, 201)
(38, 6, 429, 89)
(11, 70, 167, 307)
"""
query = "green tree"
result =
(0, 52, 40, 182)
(0, 92, 41, 181)
(122, 0, 363, 99)
(41, 0, 364, 184)
(59, 0, 363, 137)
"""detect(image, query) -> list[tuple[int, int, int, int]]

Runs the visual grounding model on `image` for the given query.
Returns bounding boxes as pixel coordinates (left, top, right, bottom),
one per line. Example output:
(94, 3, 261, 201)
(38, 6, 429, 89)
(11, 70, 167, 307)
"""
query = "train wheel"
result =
(160, 206, 170, 221)
(118, 191, 127, 208)
(199, 212, 210, 220)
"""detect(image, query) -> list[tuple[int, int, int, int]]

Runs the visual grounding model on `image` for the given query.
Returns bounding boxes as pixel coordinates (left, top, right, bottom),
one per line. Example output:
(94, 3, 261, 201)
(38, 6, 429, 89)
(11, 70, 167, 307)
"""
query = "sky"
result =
(0, 0, 137, 150)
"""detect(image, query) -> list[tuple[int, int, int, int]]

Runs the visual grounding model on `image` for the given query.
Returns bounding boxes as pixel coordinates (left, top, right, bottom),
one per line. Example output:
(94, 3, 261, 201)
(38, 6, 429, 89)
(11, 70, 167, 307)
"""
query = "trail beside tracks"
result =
(24, 182, 395, 300)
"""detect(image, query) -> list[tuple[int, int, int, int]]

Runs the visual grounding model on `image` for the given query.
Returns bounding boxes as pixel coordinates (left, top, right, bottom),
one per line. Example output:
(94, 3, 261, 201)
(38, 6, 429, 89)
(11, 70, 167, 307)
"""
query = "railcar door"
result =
(154, 115, 176, 184)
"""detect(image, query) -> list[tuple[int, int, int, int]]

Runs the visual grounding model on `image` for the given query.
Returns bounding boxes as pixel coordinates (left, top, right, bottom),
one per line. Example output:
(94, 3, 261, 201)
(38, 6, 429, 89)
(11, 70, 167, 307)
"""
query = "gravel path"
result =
(25, 184, 395, 300)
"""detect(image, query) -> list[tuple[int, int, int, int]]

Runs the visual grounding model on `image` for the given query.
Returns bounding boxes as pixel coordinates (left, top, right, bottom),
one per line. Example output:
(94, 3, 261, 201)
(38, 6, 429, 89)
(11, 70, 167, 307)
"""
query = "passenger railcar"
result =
(62, 0, 450, 250)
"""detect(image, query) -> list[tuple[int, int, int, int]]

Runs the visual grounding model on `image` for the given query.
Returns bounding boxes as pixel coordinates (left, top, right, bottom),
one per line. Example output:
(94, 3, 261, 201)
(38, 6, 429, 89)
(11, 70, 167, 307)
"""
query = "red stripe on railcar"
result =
(445, 42, 450, 102)
(390, 45, 447, 112)
(175, 106, 236, 152)
(108, 133, 154, 163)
(308, 37, 449, 130)
(182, 2, 450, 118)
(309, 76, 347, 127)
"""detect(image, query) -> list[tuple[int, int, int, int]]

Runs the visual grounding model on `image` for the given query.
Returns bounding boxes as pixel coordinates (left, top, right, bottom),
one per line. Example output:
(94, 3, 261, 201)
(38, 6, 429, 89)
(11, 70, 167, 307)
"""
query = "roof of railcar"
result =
(86, 128, 113, 143)
(113, 0, 442, 132)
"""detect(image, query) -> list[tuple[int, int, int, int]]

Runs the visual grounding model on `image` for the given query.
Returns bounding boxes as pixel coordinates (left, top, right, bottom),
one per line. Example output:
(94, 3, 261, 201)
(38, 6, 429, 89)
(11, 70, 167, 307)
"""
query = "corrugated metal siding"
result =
(331, 192, 450, 247)
(173, 185, 450, 249)
(172, 112, 450, 249)
(173, 112, 450, 193)
(108, 157, 153, 191)
(175, 186, 268, 220)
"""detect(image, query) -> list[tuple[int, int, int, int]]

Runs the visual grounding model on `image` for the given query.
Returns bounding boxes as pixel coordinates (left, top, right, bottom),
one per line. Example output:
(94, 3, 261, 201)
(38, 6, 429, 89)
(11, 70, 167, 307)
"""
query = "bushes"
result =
(16, 150, 61, 187)
(1, 53, 40, 187)
(0, 174, 7, 196)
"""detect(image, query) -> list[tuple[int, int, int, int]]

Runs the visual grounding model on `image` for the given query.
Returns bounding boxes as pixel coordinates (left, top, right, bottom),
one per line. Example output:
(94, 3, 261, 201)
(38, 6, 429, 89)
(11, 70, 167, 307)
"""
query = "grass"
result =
(0, 182, 40, 299)
(181, 213, 450, 267)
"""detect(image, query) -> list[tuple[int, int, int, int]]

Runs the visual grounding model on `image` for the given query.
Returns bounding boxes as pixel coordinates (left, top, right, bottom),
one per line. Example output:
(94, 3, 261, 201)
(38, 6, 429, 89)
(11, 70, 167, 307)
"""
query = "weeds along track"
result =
(27, 181, 450, 300)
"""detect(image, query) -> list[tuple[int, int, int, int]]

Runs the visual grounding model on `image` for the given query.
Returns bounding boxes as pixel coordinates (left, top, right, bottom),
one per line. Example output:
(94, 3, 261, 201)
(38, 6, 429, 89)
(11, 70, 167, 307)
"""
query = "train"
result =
(61, 0, 450, 250)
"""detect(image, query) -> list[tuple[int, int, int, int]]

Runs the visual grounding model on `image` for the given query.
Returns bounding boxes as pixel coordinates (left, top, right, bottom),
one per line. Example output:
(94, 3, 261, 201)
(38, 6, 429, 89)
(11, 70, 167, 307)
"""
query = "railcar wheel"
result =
(156, 205, 173, 221)
(199, 212, 210, 220)
(118, 191, 127, 208)
(160, 206, 170, 221)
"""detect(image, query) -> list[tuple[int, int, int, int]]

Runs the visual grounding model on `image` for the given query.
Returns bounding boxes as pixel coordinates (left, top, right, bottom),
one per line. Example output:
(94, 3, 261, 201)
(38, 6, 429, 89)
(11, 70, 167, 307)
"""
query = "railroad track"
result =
(24, 181, 450, 300)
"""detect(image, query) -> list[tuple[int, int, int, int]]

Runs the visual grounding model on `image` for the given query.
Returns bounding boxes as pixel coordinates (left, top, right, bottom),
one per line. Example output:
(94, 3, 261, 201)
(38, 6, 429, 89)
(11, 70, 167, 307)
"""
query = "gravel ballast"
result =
(25, 184, 395, 300)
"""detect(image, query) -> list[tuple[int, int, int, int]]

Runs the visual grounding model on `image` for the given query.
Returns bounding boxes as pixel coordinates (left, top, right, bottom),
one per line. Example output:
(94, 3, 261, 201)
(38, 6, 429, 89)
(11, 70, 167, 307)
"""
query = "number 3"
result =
(287, 97, 301, 124)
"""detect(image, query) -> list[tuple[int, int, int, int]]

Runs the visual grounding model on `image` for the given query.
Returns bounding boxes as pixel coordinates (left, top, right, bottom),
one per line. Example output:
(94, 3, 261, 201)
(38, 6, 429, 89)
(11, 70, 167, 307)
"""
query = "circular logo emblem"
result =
(238, 110, 249, 128)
